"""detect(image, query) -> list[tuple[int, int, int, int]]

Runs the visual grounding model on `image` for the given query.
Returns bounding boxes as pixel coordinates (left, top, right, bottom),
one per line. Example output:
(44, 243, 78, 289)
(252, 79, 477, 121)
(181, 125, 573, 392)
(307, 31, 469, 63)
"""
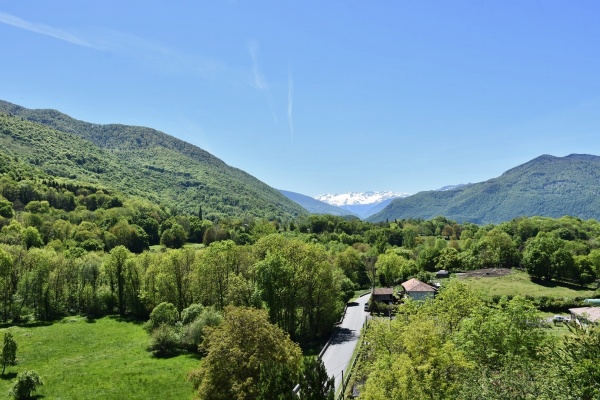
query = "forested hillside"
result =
(0, 100, 307, 221)
(369, 154, 600, 224)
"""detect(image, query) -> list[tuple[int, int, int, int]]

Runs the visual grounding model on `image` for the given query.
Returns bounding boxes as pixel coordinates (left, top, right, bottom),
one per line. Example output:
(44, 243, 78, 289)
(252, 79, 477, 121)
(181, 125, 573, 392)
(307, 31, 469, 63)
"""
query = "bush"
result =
(8, 370, 43, 399)
(181, 306, 222, 352)
(181, 304, 203, 326)
(145, 302, 179, 333)
(148, 324, 180, 357)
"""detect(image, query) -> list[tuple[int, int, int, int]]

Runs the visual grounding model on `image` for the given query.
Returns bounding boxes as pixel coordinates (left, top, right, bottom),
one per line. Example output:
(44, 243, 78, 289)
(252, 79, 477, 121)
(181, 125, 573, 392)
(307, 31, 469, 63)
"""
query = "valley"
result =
(0, 101, 598, 399)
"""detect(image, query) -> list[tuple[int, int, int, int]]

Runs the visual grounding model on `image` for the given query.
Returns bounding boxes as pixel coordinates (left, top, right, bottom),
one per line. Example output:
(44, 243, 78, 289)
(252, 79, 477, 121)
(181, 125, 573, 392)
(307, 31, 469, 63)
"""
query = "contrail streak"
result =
(288, 67, 294, 139)
(0, 11, 99, 49)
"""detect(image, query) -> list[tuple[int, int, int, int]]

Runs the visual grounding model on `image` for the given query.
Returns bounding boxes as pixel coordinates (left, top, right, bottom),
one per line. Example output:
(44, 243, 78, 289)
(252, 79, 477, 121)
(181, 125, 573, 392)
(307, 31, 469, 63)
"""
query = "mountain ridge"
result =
(368, 153, 600, 224)
(0, 100, 307, 221)
(315, 191, 410, 219)
(278, 190, 358, 217)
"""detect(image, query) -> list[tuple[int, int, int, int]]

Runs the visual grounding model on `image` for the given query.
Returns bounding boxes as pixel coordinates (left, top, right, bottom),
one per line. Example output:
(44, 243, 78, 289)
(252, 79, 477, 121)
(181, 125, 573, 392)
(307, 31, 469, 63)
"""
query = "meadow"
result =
(0, 317, 198, 399)
(459, 269, 596, 300)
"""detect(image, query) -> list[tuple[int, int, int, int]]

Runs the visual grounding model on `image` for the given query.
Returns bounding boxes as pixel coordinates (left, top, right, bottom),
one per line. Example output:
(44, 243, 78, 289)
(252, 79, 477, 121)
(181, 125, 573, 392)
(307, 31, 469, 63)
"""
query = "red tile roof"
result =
(401, 278, 435, 292)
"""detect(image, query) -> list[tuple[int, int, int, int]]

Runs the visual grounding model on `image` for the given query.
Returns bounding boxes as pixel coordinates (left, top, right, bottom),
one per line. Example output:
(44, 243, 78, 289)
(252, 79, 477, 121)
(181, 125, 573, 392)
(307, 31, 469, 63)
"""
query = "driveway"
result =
(320, 292, 371, 392)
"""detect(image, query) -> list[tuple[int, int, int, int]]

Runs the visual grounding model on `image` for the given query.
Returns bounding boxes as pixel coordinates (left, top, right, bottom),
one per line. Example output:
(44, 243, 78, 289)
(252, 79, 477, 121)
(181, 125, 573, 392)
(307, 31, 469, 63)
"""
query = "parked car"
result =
(364, 303, 370, 312)
(553, 315, 570, 323)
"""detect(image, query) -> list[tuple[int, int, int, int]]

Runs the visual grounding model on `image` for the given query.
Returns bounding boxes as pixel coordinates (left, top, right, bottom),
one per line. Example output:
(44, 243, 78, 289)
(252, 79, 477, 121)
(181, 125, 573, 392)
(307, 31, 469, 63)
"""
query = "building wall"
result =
(407, 291, 434, 301)
(374, 294, 393, 303)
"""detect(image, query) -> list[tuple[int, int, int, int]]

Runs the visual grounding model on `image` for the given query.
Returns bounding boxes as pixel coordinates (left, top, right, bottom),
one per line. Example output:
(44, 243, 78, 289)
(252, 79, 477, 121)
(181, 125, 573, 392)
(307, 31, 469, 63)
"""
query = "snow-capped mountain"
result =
(315, 191, 410, 206)
(315, 191, 410, 219)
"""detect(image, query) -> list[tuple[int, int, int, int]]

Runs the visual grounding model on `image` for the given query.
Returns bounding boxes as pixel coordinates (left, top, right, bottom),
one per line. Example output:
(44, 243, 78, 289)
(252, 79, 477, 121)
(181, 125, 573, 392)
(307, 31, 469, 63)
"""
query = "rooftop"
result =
(401, 278, 436, 293)
(373, 287, 394, 295)
(569, 307, 600, 323)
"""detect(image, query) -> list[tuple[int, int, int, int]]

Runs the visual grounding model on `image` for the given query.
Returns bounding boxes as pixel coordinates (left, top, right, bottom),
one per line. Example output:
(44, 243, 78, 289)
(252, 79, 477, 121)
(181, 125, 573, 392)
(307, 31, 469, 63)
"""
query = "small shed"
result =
(372, 287, 394, 304)
(401, 278, 436, 301)
(435, 270, 449, 278)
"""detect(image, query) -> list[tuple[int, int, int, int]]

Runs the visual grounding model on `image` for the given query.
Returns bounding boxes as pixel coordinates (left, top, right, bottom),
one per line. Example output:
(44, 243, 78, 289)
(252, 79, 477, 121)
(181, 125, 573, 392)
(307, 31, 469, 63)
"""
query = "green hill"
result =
(0, 100, 307, 221)
(368, 154, 600, 224)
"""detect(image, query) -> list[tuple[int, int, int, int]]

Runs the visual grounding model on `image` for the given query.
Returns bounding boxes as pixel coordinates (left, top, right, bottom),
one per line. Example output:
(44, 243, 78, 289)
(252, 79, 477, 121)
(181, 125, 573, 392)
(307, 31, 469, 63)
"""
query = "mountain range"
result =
(2, 100, 600, 226)
(278, 190, 359, 218)
(367, 154, 600, 224)
(315, 191, 410, 219)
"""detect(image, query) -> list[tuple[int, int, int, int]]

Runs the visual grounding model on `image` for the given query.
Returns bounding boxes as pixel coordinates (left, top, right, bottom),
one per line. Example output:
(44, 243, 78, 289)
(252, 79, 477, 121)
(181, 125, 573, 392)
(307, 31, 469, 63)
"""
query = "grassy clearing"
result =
(459, 269, 595, 300)
(149, 243, 205, 252)
(0, 316, 198, 399)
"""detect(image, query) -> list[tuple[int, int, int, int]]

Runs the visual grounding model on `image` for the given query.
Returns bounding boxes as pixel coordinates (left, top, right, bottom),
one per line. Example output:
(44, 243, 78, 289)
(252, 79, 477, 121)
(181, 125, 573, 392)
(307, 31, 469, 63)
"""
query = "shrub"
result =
(148, 324, 180, 357)
(181, 306, 222, 352)
(8, 370, 43, 399)
(181, 304, 203, 326)
(145, 302, 179, 333)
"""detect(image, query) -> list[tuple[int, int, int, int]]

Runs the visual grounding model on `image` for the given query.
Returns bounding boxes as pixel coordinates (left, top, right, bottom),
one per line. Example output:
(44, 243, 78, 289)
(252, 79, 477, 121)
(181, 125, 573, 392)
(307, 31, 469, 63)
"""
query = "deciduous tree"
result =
(1, 331, 17, 375)
(189, 306, 302, 400)
(298, 357, 334, 400)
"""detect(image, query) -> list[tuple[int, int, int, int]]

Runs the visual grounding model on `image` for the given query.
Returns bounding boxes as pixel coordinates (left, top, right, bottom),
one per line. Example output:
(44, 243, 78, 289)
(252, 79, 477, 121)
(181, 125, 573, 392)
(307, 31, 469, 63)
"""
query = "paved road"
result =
(321, 293, 371, 393)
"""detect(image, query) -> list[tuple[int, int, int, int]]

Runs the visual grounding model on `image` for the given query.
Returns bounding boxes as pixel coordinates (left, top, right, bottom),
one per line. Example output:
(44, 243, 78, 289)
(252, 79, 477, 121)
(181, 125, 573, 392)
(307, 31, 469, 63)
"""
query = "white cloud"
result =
(0, 11, 227, 80)
(0, 11, 100, 49)
(248, 39, 277, 124)
(248, 39, 268, 91)
(288, 66, 294, 139)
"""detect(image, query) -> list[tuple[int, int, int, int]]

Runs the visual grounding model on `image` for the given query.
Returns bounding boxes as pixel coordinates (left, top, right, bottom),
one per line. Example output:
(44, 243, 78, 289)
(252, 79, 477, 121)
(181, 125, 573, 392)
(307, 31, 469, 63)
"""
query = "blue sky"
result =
(1, 1, 599, 197)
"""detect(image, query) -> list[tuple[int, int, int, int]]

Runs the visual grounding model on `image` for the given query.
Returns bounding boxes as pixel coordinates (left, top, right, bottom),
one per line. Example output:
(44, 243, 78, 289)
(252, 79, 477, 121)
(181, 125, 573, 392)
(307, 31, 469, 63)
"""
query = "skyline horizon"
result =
(2, 2, 599, 196)
(1, 97, 591, 198)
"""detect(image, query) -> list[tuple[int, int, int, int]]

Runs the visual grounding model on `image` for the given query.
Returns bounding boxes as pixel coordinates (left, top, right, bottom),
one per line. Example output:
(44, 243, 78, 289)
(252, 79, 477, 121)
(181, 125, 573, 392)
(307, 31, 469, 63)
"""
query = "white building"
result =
(401, 278, 436, 301)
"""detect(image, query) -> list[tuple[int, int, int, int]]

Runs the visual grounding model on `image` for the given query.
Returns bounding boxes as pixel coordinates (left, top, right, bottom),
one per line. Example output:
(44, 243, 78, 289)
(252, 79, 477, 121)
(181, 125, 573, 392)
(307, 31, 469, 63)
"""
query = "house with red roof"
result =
(401, 278, 436, 301)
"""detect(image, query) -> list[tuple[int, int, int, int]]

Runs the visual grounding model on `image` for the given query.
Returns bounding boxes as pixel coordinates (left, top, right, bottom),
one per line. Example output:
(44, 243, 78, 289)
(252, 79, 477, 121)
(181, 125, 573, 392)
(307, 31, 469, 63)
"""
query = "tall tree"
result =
(454, 296, 549, 369)
(552, 325, 600, 399)
(298, 357, 334, 400)
(0, 248, 14, 321)
(257, 361, 298, 400)
(189, 306, 302, 400)
(361, 318, 471, 400)
(1, 331, 17, 375)
(104, 246, 131, 316)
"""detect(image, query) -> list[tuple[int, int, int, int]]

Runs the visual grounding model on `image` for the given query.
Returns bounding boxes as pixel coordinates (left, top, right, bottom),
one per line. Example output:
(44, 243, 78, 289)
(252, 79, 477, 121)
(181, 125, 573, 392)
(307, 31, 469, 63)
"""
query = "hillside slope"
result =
(368, 154, 600, 224)
(0, 100, 307, 220)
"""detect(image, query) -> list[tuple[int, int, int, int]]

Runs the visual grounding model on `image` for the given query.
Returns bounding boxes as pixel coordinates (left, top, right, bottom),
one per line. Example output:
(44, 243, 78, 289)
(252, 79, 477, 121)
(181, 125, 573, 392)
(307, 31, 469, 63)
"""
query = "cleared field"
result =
(458, 269, 596, 300)
(0, 316, 198, 399)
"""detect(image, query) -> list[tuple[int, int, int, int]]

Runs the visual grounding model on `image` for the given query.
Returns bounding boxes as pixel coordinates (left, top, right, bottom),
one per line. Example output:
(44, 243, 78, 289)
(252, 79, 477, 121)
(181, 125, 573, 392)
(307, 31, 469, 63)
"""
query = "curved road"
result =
(321, 293, 371, 392)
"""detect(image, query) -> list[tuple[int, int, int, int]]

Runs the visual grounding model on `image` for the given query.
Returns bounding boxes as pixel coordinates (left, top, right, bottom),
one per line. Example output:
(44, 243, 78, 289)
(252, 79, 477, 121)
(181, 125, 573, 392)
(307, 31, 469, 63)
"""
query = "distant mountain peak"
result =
(315, 191, 410, 207)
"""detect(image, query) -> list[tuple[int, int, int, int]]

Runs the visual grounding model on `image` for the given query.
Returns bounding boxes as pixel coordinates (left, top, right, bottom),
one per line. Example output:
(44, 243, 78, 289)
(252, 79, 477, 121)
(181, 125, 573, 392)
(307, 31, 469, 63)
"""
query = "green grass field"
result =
(459, 269, 596, 300)
(0, 316, 198, 399)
